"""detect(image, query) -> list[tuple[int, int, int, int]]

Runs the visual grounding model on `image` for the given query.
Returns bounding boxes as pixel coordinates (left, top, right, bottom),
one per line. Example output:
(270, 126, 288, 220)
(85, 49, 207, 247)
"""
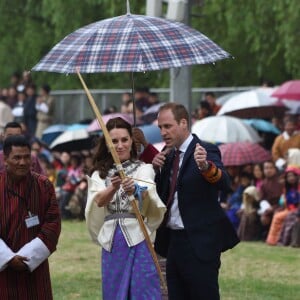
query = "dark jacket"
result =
(154, 135, 239, 260)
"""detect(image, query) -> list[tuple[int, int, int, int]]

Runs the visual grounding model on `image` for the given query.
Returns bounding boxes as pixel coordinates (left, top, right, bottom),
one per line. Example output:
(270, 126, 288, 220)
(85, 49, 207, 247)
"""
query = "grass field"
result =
(50, 220, 300, 299)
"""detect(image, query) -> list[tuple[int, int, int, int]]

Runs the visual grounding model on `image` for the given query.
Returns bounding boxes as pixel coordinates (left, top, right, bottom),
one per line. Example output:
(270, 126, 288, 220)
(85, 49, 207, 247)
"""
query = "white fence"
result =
(51, 86, 255, 124)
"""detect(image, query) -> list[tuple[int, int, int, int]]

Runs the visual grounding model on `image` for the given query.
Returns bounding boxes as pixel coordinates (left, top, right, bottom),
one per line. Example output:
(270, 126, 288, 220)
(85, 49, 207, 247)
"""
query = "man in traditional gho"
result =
(0, 135, 61, 300)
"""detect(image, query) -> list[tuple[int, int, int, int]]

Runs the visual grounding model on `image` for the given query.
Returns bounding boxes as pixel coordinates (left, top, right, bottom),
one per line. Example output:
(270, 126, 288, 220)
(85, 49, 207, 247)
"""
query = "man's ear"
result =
(179, 118, 188, 129)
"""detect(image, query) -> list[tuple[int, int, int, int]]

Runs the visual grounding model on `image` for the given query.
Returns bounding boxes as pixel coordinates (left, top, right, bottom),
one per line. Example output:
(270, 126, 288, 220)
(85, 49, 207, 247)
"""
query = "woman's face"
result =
(286, 172, 298, 185)
(109, 128, 132, 162)
(253, 165, 263, 179)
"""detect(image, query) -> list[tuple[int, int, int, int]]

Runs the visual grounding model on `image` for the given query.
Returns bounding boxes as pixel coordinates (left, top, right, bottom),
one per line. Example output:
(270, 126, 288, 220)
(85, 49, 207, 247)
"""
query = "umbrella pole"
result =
(76, 70, 167, 292)
(131, 71, 136, 127)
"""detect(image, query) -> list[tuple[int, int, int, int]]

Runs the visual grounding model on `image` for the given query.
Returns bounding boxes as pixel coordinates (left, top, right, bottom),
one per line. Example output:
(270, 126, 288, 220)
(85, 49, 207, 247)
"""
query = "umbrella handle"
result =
(76, 70, 167, 292)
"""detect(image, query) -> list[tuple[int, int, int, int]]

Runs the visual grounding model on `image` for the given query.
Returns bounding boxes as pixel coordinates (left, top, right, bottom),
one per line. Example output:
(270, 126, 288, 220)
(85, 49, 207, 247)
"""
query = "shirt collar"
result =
(178, 134, 193, 154)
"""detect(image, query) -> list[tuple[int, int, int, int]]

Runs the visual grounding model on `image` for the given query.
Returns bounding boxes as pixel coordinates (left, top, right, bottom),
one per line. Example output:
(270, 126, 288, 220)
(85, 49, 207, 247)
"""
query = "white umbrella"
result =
(192, 115, 262, 144)
(217, 88, 287, 119)
(50, 128, 94, 152)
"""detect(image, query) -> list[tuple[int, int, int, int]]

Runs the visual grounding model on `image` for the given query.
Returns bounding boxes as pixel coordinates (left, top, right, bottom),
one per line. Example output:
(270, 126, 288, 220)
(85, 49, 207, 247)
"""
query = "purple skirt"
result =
(102, 225, 162, 300)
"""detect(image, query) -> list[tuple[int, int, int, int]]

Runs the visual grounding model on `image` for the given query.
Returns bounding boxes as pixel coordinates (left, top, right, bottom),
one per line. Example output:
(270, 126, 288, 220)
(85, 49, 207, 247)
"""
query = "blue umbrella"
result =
(67, 123, 89, 131)
(243, 119, 280, 135)
(41, 124, 68, 145)
(138, 124, 162, 144)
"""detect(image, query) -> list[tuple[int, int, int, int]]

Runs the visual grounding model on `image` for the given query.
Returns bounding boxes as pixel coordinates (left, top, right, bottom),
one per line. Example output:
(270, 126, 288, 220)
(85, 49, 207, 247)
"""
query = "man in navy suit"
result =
(153, 103, 239, 300)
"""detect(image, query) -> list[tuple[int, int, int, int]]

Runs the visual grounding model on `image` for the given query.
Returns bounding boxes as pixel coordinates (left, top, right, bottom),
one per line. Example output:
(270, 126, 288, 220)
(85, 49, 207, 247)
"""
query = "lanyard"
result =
(6, 175, 34, 215)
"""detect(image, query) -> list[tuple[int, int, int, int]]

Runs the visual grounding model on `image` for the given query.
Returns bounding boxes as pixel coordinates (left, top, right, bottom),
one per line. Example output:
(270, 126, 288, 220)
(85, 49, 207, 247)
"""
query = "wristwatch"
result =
(198, 160, 210, 172)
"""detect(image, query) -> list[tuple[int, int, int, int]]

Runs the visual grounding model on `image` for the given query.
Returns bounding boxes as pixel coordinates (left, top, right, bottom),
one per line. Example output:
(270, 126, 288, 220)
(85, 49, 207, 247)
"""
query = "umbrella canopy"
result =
(87, 113, 134, 132)
(218, 142, 272, 166)
(271, 80, 300, 100)
(217, 88, 287, 119)
(138, 124, 162, 144)
(140, 102, 165, 124)
(192, 116, 262, 144)
(41, 124, 68, 145)
(243, 119, 281, 135)
(32, 13, 230, 73)
(50, 128, 94, 152)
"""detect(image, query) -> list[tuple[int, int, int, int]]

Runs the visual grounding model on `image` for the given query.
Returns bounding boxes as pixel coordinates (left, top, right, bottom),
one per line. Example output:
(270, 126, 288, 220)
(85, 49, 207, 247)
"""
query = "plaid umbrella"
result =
(32, 13, 230, 73)
(218, 142, 272, 166)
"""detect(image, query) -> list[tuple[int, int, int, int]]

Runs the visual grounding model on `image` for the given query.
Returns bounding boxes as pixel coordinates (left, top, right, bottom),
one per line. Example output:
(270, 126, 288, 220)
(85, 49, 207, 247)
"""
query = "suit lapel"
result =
(178, 136, 198, 179)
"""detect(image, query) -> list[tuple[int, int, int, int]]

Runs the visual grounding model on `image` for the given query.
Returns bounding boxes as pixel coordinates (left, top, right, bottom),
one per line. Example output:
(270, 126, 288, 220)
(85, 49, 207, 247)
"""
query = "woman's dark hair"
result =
(3, 135, 31, 156)
(91, 117, 137, 178)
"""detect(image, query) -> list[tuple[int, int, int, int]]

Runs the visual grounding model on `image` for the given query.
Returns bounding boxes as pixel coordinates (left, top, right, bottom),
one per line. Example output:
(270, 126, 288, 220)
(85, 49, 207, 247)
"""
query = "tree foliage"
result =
(0, 0, 299, 89)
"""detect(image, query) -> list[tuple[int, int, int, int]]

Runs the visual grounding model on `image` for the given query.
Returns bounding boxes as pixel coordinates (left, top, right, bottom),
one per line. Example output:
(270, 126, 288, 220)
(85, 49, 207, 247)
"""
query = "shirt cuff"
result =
(17, 237, 50, 272)
(0, 239, 15, 271)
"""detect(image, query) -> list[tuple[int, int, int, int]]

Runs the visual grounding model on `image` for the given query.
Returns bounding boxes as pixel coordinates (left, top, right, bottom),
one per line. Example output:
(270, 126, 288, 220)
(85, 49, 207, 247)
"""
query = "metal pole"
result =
(169, 1, 192, 115)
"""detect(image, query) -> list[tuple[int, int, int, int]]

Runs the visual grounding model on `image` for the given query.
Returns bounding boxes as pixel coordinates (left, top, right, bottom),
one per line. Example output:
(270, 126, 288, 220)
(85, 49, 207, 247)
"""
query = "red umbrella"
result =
(271, 80, 300, 101)
(218, 142, 272, 166)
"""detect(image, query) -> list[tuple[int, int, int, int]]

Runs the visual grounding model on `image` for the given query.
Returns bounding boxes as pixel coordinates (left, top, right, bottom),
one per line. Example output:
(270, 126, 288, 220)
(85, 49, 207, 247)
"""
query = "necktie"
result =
(167, 149, 181, 207)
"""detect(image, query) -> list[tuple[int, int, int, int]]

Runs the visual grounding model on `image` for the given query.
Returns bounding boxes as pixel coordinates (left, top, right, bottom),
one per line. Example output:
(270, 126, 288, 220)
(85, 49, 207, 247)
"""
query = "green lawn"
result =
(50, 220, 300, 299)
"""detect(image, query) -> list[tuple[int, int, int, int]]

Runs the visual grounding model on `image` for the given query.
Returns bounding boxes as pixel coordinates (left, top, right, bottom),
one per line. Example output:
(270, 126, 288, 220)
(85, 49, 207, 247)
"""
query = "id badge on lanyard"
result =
(25, 211, 40, 228)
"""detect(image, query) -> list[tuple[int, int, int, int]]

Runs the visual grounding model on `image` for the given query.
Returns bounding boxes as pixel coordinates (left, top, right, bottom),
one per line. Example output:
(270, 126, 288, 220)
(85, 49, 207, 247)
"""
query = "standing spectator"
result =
(23, 84, 37, 139)
(0, 122, 44, 174)
(12, 90, 26, 124)
(6, 86, 18, 109)
(9, 72, 21, 90)
(195, 100, 213, 120)
(0, 135, 61, 299)
(204, 92, 221, 115)
(35, 85, 55, 139)
(0, 97, 13, 135)
(271, 116, 300, 171)
(152, 103, 239, 300)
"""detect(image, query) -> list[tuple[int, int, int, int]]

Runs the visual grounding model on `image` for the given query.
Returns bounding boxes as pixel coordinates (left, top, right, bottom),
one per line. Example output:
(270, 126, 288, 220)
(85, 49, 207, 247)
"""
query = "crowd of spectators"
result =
(1, 72, 299, 248)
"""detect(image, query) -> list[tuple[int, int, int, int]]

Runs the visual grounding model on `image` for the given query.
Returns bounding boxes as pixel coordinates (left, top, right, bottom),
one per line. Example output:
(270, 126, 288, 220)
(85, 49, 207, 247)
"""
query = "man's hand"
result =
(8, 255, 29, 272)
(194, 143, 209, 171)
(152, 148, 170, 170)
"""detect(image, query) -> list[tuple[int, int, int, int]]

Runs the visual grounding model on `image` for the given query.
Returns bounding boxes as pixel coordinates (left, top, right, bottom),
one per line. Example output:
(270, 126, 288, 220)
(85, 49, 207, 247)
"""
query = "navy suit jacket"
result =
(154, 135, 239, 261)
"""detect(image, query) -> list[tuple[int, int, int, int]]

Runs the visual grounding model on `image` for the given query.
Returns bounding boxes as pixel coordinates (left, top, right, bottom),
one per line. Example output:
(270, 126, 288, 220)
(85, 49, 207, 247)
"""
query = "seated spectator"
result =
(272, 116, 300, 171)
(237, 186, 262, 241)
(266, 165, 300, 245)
(278, 205, 300, 248)
(226, 172, 252, 230)
(252, 163, 264, 191)
(290, 209, 300, 247)
(258, 161, 284, 233)
(58, 153, 84, 219)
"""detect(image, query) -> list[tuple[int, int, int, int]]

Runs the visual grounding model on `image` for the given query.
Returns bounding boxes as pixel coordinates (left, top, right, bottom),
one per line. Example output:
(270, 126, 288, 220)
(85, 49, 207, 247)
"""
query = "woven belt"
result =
(104, 212, 136, 221)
